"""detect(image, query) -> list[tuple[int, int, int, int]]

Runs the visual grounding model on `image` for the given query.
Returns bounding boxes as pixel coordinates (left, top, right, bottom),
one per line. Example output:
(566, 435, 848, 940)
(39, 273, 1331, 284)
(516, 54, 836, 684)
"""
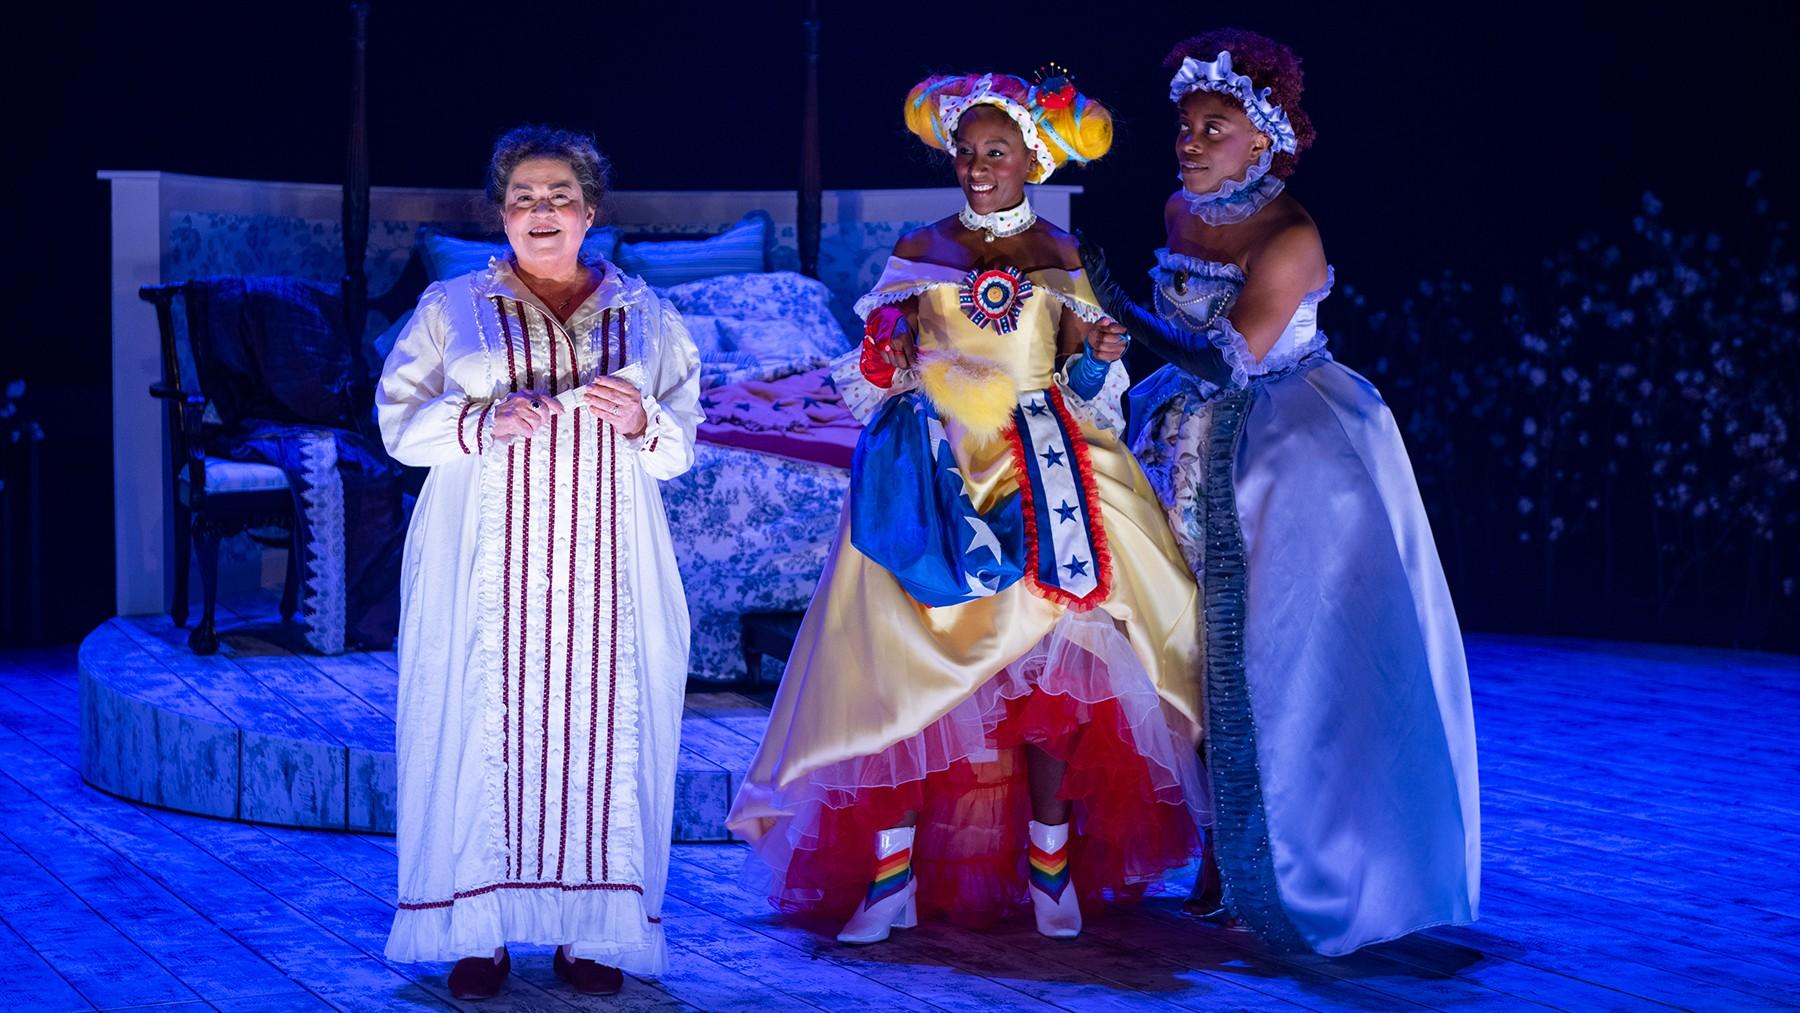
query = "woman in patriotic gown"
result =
(729, 72, 1207, 942)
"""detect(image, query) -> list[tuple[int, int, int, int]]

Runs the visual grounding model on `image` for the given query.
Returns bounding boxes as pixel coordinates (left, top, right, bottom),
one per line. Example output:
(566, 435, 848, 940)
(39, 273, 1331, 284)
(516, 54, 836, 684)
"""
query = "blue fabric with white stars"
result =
(848, 387, 1104, 607)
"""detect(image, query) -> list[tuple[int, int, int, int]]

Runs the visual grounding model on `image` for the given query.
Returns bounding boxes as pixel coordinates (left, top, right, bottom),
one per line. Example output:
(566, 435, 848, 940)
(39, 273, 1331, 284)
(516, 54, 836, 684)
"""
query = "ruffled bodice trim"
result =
(848, 257, 1115, 423)
(1147, 251, 1335, 389)
(853, 256, 1106, 323)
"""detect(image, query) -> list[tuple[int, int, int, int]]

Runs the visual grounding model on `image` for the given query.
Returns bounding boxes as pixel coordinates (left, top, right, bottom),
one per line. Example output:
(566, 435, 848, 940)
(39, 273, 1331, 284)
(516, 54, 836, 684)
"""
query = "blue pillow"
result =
(614, 210, 772, 288)
(417, 226, 623, 281)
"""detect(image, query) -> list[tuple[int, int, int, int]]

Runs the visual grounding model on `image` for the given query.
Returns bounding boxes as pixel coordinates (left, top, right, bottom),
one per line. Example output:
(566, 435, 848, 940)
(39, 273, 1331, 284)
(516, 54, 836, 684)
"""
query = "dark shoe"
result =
(1183, 839, 1227, 919)
(554, 945, 624, 995)
(448, 948, 509, 1000)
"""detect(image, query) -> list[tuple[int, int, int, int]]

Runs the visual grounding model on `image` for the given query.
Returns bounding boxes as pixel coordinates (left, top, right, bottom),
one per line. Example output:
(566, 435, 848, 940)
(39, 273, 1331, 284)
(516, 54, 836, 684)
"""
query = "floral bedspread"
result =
(696, 365, 860, 469)
(663, 362, 858, 683)
(661, 441, 848, 683)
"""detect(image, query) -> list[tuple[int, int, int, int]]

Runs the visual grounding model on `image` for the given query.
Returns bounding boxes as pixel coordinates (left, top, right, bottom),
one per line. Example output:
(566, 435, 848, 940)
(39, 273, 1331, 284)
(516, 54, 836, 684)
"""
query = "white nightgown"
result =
(377, 257, 700, 974)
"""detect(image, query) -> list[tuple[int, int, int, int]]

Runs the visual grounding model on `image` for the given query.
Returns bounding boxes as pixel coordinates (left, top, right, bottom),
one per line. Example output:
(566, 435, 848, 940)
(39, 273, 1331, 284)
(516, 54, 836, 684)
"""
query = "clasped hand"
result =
(491, 391, 562, 441)
(488, 376, 647, 443)
(875, 312, 918, 371)
(1084, 316, 1129, 362)
(582, 376, 648, 437)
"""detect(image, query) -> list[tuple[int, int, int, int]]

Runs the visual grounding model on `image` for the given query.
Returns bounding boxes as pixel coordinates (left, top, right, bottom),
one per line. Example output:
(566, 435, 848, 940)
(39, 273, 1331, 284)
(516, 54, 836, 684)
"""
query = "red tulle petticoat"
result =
(744, 611, 1207, 928)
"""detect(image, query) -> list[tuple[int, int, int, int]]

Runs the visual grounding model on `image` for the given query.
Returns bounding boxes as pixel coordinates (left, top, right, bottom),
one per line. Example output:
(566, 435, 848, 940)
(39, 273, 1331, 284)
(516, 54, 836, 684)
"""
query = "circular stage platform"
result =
(77, 607, 762, 839)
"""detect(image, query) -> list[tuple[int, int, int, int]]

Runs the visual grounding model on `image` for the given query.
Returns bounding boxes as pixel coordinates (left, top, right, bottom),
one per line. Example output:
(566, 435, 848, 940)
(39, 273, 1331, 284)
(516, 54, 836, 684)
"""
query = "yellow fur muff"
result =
(918, 350, 1019, 443)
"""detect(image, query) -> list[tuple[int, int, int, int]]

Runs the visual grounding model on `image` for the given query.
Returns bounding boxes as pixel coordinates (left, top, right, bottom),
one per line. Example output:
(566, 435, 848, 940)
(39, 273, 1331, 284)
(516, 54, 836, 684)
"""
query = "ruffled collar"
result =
(1179, 149, 1284, 226)
(958, 196, 1037, 242)
(477, 256, 649, 325)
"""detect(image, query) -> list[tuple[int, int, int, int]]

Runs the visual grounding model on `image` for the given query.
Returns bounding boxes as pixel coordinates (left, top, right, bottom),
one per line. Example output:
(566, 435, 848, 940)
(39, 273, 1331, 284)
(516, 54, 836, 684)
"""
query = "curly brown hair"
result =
(483, 124, 612, 214)
(1166, 28, 1315, 179)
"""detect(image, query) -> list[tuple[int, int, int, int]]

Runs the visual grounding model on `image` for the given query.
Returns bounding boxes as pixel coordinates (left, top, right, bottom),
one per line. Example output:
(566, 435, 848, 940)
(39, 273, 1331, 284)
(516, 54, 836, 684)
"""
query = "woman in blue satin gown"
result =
(1081, 28, 1480, 956)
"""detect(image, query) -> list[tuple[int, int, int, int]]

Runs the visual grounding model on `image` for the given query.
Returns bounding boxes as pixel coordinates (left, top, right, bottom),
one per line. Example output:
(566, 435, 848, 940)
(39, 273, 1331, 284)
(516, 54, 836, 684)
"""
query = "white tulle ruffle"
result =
(743, 610, 1210, 896)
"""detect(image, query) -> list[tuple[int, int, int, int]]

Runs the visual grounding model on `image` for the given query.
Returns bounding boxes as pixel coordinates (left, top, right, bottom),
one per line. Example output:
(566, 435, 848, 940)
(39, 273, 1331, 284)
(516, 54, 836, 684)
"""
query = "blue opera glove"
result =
(1077, 230, 1236, 389)
(1066, 349, 1111, 400)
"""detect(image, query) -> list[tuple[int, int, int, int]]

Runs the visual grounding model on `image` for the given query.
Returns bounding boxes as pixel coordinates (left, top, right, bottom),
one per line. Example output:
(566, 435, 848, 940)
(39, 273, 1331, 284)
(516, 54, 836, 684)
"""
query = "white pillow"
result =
(716, 317, 838, 366)
(663, 271, 851, 359)
(679, 314, 729, 360)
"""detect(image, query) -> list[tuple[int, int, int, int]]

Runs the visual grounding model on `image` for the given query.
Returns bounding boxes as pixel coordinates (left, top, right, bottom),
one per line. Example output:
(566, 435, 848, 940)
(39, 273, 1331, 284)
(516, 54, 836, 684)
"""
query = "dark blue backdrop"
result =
(3, 0, 1795, 646)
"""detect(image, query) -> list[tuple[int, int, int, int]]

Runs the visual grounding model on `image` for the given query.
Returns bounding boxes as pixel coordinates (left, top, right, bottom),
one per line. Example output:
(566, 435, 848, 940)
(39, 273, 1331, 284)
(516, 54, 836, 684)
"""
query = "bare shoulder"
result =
(1163, 190, 1189, 232)
(902, 217, 987, 265)
(1247, 200, 1326, 282)
(1032, 220, 1083, 270)
(891, 223, 938, 260)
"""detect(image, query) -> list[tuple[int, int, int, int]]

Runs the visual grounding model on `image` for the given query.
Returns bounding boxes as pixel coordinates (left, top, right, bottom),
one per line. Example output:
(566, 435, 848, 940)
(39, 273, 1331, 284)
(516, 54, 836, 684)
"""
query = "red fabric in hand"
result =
(859, 306, 909, 389)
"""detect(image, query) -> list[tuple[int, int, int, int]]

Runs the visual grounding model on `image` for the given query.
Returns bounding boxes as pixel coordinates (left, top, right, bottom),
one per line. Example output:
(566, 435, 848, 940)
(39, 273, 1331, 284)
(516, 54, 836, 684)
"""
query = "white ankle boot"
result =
(836, 826, 919, 944)
(1028, 819, 1080, 938)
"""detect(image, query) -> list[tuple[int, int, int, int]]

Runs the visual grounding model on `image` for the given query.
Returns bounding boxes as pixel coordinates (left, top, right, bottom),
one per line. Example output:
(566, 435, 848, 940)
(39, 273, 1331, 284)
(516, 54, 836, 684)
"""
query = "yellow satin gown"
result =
(730, 258, 1202, 844)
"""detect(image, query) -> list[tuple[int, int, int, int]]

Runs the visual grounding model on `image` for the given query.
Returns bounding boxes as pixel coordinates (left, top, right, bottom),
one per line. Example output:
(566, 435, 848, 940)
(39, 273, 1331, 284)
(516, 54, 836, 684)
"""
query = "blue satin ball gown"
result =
(1127, 248, 1481, 956)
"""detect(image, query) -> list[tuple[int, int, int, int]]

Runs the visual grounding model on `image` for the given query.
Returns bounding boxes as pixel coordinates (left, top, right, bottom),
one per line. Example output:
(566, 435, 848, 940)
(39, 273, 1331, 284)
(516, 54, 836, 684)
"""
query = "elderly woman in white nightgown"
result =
(376, 125, 700, 1000)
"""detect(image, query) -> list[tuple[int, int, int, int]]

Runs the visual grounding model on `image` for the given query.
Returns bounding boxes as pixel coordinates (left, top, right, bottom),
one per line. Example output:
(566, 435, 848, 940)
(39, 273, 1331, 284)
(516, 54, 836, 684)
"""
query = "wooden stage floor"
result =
(2, 627, 1797, 1010)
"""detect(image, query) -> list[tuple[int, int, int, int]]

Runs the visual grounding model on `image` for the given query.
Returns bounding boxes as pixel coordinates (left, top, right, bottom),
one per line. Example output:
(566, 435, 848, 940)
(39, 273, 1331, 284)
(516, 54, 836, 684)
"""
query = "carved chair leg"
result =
(279, 530, 300, 622)
(171, 500, 192, 629)
(190, 520, 221, 655)
(739, 616, 765, 693)
(741, 646, 763, 692)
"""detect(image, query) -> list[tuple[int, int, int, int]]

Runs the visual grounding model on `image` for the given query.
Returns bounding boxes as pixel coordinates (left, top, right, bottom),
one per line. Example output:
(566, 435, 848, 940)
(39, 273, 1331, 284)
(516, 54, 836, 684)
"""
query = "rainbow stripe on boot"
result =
(838, 826, 920, 944)
(867, 846, 913, 906)
(1028, 819, 1081, 937)
(1029, 839, 1071, 901)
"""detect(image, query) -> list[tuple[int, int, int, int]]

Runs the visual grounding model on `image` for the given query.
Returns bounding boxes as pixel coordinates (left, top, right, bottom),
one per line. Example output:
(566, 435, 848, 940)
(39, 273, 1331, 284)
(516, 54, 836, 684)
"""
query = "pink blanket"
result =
(697, 365, 860, 469)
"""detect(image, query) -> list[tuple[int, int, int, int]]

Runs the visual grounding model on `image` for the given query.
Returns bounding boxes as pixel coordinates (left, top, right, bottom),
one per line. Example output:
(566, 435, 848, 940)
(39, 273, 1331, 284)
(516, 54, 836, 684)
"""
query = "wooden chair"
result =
(140, 283, 301, 655)
(736, 610, 805, 692)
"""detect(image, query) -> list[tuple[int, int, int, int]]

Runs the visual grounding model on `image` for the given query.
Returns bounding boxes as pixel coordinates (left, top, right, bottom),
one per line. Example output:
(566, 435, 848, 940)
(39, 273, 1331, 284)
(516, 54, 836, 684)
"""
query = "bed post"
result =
(342, 1, 371, 352)
(798, 0, 822, 278)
